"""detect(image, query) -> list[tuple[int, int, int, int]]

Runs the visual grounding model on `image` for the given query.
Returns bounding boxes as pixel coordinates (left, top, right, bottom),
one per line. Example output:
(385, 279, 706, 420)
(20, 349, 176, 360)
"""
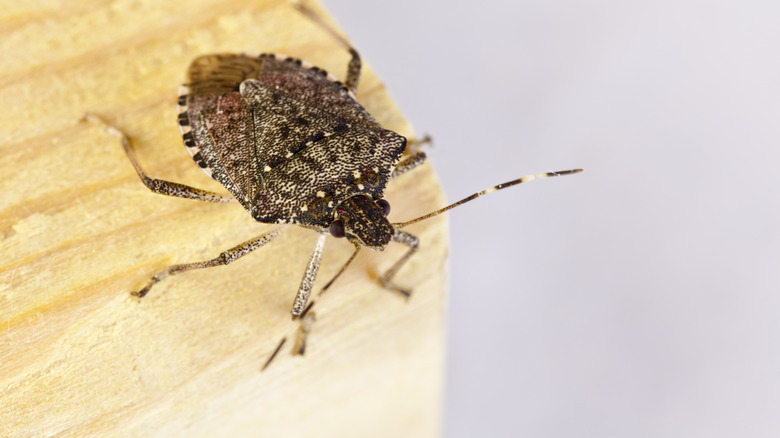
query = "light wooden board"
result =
(0, 1, 448, 436)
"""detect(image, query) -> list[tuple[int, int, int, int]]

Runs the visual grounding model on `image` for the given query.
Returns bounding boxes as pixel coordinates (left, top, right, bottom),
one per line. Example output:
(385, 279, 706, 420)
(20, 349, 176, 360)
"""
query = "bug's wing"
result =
(180, 54, 395, 213)
(240, 78, 405, 226)
(254, 54, 376, 126)
(186, 54, 266, 96)
(181, 90, 260, 208)
(181, 55, 268, 207)
(179, 55, 406, 219)
(187, 54, 373, 125)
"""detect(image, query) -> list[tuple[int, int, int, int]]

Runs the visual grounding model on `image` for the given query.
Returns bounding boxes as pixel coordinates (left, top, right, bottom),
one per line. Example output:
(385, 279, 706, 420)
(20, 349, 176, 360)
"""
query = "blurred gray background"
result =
(326, 1, 780, 436)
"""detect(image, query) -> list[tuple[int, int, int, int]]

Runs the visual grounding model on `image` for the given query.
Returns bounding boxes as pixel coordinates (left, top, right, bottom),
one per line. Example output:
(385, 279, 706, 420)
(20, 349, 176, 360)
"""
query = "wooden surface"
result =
(0, 1, 448, 436)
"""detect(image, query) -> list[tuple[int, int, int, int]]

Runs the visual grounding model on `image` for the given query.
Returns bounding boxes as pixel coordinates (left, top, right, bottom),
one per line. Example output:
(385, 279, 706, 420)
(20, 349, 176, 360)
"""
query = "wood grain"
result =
(0, 1, 448, 436)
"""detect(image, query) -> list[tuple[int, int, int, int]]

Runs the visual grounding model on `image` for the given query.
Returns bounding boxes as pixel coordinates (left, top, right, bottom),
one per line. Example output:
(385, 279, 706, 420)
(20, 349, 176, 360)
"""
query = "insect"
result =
(85, 2, 581, 365)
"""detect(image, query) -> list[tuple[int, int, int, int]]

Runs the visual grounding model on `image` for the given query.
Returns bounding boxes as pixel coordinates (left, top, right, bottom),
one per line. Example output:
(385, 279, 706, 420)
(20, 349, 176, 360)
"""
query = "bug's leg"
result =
(262, 244, 362, 370)
(378, 230, 420, 297)
(405, 134, 433, 154)
(318, 244, 362, 296)
(294, 243, 362, 315)
(292, 0, 361, 94)
(134, 225, 289, 298)
(291, 234, 327, 317)
(391, 151, 427, 180)
(292, 311, 317, 355)
(261, 308, 316, 371)
(82, 114, 236, 203)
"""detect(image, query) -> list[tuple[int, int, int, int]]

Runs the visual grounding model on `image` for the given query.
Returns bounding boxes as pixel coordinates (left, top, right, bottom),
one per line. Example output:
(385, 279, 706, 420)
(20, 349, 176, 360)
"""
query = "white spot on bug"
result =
(285, 152, 293, 158)
(328, 201, 333, 207)
(205, 119, 213, 130)
(264, 165, 272, 172)
(316, 191, 325, 198)
(357, 183, 364, 190)
(274, 53, 289, 61)
(179, 125, 192, 135)
(301, 60, 313, 69)
(300, 205, 308, 212)
(372, 167, 379, 173)
(326, 73, 338, 82)
(352, 170, 361, 178)
(185, 147, 201, 158)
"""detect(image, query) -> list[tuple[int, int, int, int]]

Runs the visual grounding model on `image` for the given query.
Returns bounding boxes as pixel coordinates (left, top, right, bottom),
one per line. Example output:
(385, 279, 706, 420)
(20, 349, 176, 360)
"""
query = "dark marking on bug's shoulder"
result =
(182, 131, 196, 147)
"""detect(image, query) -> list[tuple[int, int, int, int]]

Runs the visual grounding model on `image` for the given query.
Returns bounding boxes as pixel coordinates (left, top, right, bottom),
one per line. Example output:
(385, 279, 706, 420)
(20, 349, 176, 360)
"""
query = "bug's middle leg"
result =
(134, 226, 289, 298)
(263, 243, 362, 371)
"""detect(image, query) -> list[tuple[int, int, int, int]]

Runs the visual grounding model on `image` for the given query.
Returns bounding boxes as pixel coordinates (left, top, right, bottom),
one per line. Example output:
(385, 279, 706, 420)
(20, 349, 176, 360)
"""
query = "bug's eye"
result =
(376, 199, 391, 216)
(329, 219, 345, 238)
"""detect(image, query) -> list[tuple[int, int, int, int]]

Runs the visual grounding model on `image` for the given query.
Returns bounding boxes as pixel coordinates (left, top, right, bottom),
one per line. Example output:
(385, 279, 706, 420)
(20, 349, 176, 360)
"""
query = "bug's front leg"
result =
(378, 230, 420, 298)
(262, 241, 373, 370)
(291, 234, 327, 317)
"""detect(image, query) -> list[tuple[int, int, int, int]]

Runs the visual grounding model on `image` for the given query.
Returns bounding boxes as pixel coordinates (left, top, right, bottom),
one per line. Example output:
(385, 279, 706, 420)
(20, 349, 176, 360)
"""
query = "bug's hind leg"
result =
(293, 0, 361, 94)
(82, 114, 236, 203)
(134, 226, 289, 298)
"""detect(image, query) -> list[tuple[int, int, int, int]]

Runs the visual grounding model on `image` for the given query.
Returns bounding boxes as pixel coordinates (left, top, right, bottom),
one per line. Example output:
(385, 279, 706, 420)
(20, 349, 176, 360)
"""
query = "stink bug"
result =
(85, 2, 581, 364)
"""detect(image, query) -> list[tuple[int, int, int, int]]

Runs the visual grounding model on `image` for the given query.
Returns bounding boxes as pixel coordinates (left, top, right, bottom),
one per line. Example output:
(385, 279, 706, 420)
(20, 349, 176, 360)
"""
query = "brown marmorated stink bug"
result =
(85, 2, 581, 367)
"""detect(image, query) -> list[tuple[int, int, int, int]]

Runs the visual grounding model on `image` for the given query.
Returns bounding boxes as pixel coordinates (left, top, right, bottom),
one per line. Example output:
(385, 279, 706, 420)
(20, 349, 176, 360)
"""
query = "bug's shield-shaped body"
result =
(178, 53, 406, 247)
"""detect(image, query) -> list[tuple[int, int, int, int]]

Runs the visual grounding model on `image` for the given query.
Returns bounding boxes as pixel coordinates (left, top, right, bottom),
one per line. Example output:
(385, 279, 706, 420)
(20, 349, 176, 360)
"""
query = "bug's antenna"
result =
(394, 168, 583, 229)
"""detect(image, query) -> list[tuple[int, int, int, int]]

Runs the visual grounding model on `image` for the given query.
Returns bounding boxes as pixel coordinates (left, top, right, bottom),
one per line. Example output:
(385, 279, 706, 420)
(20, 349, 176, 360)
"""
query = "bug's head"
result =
(329, 195, 393, 250)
